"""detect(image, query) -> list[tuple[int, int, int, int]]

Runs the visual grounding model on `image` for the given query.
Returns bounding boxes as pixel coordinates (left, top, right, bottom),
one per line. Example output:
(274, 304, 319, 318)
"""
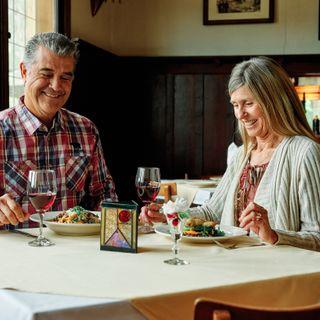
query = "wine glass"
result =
(135, 167, 161, 233)
(27, 170, 57, 247)
(164, 212, 189, 265)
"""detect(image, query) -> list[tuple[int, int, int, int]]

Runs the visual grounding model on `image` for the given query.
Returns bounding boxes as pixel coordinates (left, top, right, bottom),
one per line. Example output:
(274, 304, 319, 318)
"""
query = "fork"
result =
(211, 239, 237, 249)
(212, 239, 266, 250)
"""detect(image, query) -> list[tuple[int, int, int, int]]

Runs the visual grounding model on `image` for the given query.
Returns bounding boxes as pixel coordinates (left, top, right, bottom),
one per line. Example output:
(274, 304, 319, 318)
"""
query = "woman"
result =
(141, 56, 320, 251)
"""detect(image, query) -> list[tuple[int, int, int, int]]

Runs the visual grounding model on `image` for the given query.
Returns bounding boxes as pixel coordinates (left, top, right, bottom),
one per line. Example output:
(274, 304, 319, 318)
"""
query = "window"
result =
(8, 0, 56, 107)
(0, 0, 70, 109)
(296, 77, 320, 136)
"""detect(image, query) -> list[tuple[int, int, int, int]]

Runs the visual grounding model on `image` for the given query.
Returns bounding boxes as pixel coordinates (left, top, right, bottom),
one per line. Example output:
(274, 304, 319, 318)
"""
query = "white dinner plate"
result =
(185, 180, 217, 188)
(30, 211, 101, 236)
(154, 224, 247, 243)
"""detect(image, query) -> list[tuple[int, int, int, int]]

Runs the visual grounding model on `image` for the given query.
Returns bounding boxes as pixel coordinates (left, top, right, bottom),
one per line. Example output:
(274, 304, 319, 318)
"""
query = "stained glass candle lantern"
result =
(100, 200, 138, 253)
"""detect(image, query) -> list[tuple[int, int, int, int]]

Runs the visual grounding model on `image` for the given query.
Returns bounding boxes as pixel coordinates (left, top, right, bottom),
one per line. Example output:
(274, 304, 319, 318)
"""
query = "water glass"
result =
(164, 212, 189, 265)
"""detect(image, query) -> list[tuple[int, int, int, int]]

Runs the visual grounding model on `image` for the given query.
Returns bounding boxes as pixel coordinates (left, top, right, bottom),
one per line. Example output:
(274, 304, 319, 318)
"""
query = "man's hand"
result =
(139, 203, 166, 225)
(0, 194, 29, 226)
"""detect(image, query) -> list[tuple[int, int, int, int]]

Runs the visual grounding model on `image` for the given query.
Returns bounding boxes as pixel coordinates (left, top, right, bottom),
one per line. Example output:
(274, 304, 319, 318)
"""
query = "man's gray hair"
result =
(23, 32, 79, 67)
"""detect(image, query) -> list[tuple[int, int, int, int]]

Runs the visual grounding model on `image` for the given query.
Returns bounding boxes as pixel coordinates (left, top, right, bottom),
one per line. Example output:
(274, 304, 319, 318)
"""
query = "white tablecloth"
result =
(0, 289, 144, 320)
(1, 229, 320, 319)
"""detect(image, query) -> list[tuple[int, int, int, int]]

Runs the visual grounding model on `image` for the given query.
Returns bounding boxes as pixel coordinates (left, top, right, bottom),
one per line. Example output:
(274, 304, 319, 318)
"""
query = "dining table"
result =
(1, 227, 320, 320)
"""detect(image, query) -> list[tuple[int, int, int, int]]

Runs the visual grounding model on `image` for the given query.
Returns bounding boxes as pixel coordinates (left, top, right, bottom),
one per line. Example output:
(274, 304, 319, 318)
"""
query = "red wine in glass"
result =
(135, 167, 161, 233)
(27, 169, 57, 247)
(29, 192, 57, 212)
(136, 185, 160, 203)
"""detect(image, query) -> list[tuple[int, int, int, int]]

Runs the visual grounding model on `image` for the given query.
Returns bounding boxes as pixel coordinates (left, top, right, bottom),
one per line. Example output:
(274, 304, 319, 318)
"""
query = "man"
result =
(0, 32, 117, 228)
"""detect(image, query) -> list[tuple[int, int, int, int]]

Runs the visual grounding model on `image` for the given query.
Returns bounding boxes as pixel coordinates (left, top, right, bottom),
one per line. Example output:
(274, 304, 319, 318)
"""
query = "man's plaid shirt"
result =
(0, 98, 117, 228)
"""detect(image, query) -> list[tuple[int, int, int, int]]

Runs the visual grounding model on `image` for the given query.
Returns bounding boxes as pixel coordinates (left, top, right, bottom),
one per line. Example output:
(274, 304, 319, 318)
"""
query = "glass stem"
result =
(172, 233, 179, 259)
(144, 202, 150, 226)
(38, 211, 44, 239)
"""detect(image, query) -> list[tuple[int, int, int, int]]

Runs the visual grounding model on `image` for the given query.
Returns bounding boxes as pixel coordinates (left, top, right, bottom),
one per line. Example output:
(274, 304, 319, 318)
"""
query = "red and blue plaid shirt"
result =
(0, 97, 117, 228)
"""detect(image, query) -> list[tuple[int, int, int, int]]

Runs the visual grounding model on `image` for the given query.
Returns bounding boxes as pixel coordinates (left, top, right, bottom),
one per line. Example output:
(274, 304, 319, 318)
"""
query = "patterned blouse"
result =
(235, 161, 269, 226)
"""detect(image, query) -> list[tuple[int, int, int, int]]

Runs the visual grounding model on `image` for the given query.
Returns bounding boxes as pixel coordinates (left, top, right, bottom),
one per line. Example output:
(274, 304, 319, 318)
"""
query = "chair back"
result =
(194, 298, 320, 320)
(159, 182, 177, 202)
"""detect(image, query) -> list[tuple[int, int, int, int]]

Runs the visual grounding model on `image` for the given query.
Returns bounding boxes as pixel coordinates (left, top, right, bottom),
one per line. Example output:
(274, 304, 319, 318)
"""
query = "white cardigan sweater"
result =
(191, 136, 320, 251)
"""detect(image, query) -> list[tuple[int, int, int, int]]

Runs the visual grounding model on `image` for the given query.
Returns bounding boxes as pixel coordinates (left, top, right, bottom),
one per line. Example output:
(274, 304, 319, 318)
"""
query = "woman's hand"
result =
(0, 194, 29, 226)
(139, 203, 166, 225)
(239, 201, 278, 244)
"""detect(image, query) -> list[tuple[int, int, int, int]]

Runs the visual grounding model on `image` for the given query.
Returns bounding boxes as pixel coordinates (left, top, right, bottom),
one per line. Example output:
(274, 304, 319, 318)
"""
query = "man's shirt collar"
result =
(17, 96, 66, 135)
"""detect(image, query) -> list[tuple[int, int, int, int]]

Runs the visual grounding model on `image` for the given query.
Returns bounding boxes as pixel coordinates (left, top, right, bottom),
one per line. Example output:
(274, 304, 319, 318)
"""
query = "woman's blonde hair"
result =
(228, 56, 318, 154)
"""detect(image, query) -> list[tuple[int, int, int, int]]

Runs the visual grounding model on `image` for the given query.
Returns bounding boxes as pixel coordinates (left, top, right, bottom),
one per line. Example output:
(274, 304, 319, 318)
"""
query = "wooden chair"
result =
(194, 298, 320, 320)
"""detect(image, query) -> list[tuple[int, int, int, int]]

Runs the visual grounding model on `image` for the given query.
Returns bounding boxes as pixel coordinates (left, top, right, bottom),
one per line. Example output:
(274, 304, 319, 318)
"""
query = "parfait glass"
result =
(27, 169, 57, 247)
(164, 211, 189, 265)
(135, 167, 161, 233)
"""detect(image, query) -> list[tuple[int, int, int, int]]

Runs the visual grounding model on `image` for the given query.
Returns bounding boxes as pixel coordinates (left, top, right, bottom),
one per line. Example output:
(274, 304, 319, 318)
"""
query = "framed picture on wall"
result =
(203, 0, 275, 25)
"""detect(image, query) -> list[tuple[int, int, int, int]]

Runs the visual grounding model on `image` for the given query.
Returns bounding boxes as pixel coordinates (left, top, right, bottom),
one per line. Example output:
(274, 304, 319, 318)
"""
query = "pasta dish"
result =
(53, 206, 100, 224)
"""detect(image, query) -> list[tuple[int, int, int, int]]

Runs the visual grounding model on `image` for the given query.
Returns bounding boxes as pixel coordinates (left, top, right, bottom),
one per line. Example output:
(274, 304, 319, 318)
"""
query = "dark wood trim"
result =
(117, 54, 320, 77)
(57, 0, 71, 37)
(0, 0, 9, 109)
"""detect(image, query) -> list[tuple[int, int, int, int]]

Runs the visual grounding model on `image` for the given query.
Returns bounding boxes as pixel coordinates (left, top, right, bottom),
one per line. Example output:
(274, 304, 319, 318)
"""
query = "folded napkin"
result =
(176, 184, 198, 207)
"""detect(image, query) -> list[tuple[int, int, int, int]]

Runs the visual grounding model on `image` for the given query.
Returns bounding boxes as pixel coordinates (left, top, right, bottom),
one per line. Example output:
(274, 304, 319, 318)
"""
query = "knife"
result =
(8, 228, 37, 238)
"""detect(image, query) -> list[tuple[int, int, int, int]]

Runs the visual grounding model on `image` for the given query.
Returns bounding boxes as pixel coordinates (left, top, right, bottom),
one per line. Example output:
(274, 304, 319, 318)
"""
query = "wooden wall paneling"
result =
(150, 74, 176, 178)
(203, 74, 233, 175)
(113, 61, 155, 200)
(68, 48, 320, 198)
(150, 74, 167, 167)
(173, 75, 204, 178)
(192, 75, 205, 178)
(165, 74, 175, 177)
(69, 40, 140, 201)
